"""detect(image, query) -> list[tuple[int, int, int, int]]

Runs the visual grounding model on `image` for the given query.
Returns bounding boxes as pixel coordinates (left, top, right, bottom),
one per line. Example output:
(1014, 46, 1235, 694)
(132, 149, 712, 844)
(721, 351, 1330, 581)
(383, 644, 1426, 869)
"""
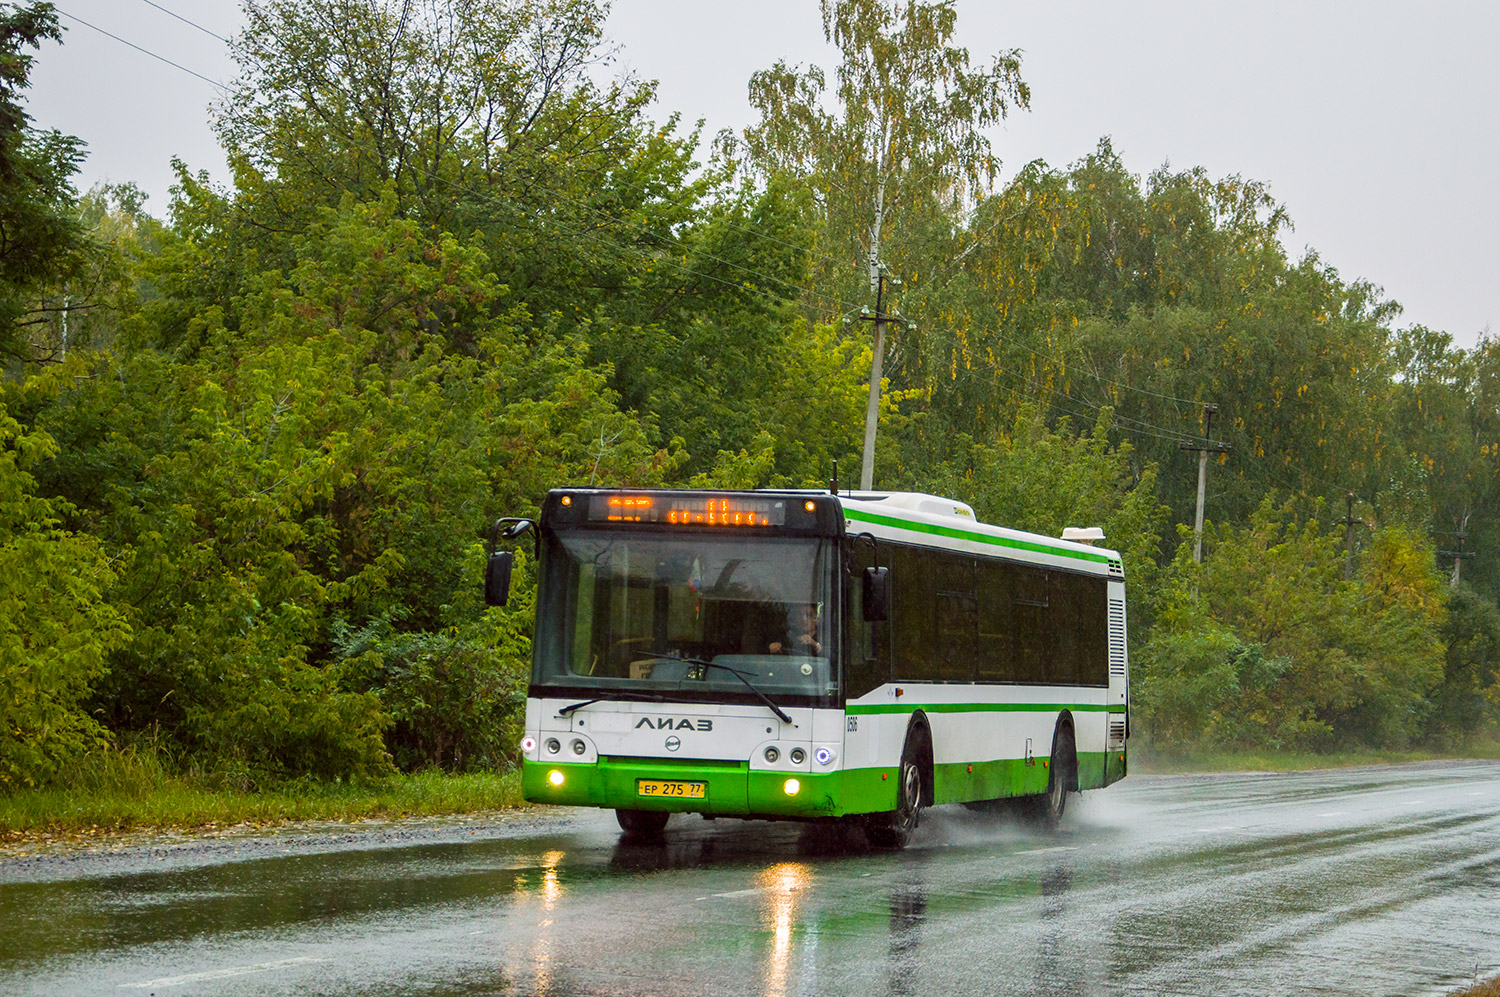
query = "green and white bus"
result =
(485, 488, 1129, 846)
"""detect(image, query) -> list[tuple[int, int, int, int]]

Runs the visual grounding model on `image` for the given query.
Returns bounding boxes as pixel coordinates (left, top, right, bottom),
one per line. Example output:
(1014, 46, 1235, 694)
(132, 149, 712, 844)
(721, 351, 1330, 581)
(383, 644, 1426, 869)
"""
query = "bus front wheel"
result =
(615, 808, 669, 838)
(868, 727, 928, 849)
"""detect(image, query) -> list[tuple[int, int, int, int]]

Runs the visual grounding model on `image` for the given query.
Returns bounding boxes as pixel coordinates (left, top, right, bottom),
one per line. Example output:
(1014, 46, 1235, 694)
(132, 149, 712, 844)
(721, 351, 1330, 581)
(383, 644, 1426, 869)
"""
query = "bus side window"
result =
(889, 544, 934, 683)
(934, 553, 977, 682)
(976, 558, 1013, 682)
(1013, 565, 1050, 683)
(1050, 570, 1109, 686)
(845, 544, 889, 698)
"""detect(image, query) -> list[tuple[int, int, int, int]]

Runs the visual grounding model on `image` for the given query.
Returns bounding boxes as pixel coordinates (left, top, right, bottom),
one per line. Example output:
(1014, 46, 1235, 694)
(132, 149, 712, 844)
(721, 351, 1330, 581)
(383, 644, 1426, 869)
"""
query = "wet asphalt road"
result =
(2, 762, 1498, 996)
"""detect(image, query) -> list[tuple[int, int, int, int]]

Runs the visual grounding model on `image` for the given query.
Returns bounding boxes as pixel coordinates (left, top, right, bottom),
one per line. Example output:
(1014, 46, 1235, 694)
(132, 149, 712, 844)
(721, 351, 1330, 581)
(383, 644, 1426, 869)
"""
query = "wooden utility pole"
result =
(1339, 493, 1366, 580)
(1178, 403, 1232, 564)
(857, 268, 906, 491)
(1440, 530, 1475, 586)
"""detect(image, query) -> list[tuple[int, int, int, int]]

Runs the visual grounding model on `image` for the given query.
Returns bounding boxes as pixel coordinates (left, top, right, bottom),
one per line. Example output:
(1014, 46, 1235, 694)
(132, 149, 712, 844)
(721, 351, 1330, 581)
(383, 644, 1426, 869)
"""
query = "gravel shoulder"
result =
(0, 805, 586, 884)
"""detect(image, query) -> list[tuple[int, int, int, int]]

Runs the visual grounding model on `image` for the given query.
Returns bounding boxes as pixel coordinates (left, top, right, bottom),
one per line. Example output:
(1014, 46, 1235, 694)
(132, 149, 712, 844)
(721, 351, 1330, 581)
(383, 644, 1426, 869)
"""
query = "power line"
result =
(56, 8, 226, 90)
(135, 0, 231, 44)
(974, 353, 1216, 445)
(970, 352, 1377, 508)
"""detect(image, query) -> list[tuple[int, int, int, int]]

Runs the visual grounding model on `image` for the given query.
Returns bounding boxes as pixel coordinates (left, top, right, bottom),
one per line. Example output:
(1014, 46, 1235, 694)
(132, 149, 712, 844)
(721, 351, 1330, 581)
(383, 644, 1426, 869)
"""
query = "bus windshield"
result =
(535, 531, 836, 700)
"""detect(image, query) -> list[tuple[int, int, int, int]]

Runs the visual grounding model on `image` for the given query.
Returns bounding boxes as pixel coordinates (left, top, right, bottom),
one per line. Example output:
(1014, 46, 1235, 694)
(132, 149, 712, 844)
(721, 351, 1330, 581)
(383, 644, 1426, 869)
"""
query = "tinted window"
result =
(977, 558, 1012, 681)
(1050, 569, 1107, 686)
(871, 541, 1107, 689)
(890, 544, 935, 681)
(1012, 565, 1050, 682)
(844, 540, 890, 698)
(934, 554, 977, 681)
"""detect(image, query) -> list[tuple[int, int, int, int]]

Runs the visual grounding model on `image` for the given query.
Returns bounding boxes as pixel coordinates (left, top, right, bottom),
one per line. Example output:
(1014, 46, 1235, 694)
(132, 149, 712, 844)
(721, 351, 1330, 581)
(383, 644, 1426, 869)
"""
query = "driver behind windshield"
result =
(769, 603, 822, 655)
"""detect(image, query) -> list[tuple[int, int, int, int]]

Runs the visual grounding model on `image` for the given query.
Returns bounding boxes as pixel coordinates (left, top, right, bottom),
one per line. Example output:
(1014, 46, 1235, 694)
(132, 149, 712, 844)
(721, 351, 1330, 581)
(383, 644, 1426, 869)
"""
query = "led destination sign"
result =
(586, 494, 787, 527)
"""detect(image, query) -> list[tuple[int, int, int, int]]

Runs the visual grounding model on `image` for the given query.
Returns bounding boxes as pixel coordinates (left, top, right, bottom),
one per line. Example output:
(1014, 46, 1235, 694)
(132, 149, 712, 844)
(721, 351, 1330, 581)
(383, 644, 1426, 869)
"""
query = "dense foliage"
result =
(2, 0, 1497, 788)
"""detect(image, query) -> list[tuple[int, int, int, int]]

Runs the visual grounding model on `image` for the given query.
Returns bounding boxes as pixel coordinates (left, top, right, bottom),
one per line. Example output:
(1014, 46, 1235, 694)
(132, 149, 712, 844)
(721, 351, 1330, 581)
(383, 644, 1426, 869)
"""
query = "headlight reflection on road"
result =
(541, 849, 564, 911)
(758, 862, 810, 997)
(525, 849, 567, 996)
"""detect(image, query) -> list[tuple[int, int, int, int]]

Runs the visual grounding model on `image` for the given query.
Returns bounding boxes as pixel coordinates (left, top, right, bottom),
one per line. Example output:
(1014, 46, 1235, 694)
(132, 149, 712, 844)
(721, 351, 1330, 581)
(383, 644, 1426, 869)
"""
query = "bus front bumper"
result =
(522, 757, 847, 818)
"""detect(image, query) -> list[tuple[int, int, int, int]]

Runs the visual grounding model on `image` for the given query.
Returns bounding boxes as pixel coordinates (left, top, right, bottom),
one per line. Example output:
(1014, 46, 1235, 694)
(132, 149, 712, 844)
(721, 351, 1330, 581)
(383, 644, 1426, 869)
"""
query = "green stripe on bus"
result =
(846, 702, 1122, 715)
(843, 507, 1112, 564)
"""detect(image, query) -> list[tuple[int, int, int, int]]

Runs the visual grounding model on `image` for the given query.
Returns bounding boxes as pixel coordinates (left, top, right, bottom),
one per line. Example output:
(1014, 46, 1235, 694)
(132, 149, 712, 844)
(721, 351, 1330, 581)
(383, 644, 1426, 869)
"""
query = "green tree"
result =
(1135, 500, 1446, 751)
(0, 2, 85, 363)
(729, 0, 1030, 311)
(0, 404, 129, 786)
(1428, 585, 1500, 745)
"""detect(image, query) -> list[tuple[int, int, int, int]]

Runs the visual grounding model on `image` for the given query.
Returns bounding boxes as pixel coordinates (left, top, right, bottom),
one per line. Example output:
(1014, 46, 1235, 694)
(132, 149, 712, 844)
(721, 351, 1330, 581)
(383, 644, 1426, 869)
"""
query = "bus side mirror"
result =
(485, 550, 514, 607)
(862, 566, 889, 622)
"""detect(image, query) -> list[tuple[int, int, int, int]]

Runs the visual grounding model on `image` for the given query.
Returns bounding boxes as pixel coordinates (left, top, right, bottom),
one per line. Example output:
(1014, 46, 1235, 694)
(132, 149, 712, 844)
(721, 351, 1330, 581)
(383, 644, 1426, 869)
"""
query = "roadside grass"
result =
(1451, 977, 1500, 996)
(5, 738, 1497, 845)
(1134, 741, 1500, 774)
(0, 749, 523, 841)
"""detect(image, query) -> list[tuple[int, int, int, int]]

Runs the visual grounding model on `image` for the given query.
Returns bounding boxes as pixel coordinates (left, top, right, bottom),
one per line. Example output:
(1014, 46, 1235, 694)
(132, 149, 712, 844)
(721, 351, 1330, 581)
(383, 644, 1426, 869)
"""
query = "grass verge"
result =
(6, 741, 1496, 845)
(1451, 977, 1500, 996)
(1134, 743, 1500, 774)
(0, 767, 524, 843)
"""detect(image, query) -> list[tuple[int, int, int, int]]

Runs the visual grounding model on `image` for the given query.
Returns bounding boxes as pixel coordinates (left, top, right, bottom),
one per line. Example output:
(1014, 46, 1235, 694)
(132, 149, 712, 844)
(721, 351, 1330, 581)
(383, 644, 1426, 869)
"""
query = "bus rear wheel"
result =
(615, 808, 669, 838)
(868, 728, 927, 849)
(1030, 723, 1075, 830)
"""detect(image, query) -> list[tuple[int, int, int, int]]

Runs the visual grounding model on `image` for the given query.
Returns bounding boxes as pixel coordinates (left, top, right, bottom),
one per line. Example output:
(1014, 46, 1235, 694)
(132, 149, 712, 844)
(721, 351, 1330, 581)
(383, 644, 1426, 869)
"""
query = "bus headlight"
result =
(790, 747, 806, 765)
(815, 747, 834, 766)
(784, 778, 801, 796)
(548, 769, 565, 787)
(571, 738, 587, 756)
(764, 746, 780, 763)
(520, 735, 537, 754)
(545, 738, 561, 754)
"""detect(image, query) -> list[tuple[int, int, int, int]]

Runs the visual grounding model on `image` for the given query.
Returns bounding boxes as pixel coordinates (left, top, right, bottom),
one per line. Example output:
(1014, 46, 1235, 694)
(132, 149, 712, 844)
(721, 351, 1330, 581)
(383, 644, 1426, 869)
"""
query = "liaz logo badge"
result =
(635, 717, 713, 731)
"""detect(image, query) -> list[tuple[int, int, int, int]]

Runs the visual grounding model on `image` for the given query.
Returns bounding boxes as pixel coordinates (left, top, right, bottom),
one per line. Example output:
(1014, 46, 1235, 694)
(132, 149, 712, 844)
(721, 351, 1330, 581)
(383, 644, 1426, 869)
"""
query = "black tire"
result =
(615, 808, 670, 838)
(868, 726, 928, 849)
(1032, 722, 1075, 830)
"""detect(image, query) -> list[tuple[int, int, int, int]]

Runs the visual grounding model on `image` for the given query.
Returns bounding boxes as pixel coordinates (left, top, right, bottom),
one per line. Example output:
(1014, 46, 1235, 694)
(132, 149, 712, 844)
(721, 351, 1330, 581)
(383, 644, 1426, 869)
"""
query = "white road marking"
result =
(120, 957, 326, 989)
(1318, 811, 1347, 817)
(1187, 826, 1238, 834)
(1014, 846, 1079, 855)
(710, 887, 768, 898)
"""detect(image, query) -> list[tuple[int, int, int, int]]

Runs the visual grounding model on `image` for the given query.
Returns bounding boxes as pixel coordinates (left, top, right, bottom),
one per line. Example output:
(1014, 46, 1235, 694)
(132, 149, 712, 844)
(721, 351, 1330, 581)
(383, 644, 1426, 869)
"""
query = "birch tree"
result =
(728, 0, 1030, 310)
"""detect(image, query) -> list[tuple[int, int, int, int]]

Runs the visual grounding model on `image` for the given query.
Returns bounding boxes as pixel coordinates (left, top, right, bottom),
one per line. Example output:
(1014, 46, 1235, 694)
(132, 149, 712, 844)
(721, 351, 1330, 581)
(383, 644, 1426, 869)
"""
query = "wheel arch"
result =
(904, 710, 935, 808)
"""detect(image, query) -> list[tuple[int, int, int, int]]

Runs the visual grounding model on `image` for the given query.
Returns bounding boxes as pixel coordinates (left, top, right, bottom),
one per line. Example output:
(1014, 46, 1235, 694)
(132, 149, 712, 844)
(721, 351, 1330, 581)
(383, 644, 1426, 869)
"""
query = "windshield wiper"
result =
(645, 651, 797, 728)
(555, 690, 670, 717)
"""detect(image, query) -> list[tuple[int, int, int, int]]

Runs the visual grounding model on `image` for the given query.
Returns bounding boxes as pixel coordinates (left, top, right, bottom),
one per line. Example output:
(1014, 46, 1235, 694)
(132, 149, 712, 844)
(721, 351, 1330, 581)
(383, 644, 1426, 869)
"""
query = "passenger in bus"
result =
(769, 603, 822, 655)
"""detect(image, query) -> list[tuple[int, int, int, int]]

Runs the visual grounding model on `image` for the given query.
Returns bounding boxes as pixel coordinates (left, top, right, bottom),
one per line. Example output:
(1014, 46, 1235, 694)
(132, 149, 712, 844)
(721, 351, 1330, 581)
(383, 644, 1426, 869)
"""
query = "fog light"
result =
(547, 769, 565, 787)
(815, 747, 833, 766)
(764, 746, 780, 763)
(520, 735, 537, 754)
(790, 747, 806, 764)
(571, 738, 587, 756)
(545, 738, 561, 754)
(784, 778, 800, 795)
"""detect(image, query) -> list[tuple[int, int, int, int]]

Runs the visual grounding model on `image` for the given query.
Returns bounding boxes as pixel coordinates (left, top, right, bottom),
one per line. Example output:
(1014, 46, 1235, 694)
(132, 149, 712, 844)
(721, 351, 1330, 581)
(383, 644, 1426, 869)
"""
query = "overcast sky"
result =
(29, 0, 1500, 349)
